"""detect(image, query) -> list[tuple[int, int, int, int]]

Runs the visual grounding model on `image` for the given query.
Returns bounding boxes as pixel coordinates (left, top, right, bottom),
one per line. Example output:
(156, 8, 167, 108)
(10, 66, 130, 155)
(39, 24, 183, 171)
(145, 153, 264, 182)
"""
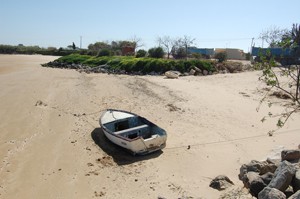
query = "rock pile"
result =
(188, 66, 212, 76)
(239, 149, 300, 198)
(42, 61, 128, 75)
(210, 148, 300, 198)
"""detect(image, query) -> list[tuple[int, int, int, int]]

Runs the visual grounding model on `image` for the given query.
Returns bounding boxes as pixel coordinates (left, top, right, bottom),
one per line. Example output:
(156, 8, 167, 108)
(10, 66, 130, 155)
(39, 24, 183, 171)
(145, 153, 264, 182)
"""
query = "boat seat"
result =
(114, 124, 149, 136)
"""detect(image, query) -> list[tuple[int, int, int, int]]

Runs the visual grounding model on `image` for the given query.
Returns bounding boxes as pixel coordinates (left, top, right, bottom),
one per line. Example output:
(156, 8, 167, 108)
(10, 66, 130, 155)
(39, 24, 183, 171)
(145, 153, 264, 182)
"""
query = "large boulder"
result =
(239, 160, 277, 185)
(281, 150, 300, 162)
(268, 160, 296, 192)
(292, 169, 300, 192)
(289, 190, 300, 199)
(258, 187, 286, 199)
(246, 172, 267, 197)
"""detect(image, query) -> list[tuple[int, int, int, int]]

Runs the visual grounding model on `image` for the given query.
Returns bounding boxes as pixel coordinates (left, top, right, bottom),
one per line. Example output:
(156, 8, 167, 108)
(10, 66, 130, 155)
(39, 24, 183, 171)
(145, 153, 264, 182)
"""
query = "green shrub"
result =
(172, 47, 186, 59)
(148, 47, 165, 58)
(215, 52, 227, 63)
(107, 58, 121, 67)
(54, 54, 216, 74)
(58, 54, 91, 64)
(119, 59, 137, 72)
(97, 49, 111, 57)
(192, 53, 202, 59)
(136, 49, 147, 58)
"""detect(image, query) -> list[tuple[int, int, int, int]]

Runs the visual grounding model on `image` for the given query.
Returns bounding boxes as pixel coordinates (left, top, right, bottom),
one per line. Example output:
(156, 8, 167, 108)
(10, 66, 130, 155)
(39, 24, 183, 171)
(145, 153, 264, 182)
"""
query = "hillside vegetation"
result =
(54, 54, 215, 74)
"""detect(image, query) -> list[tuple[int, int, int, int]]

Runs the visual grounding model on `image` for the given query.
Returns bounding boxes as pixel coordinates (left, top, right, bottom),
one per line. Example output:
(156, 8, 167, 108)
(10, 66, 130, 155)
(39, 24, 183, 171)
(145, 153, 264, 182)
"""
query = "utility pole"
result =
(250, 37, 254, 53)
(80, 36, 82, 49)
(251, 37, 254, 47)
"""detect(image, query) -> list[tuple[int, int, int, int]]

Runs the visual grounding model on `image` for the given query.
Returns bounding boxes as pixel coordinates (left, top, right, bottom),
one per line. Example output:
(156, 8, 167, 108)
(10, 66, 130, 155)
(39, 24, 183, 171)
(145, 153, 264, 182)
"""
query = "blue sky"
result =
(0, 0, 299, 52)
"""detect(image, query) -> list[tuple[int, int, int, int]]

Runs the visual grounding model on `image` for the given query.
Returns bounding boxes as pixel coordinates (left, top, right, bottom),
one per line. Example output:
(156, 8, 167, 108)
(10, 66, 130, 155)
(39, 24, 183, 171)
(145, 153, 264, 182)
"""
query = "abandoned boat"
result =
(100, 109, 167, 155)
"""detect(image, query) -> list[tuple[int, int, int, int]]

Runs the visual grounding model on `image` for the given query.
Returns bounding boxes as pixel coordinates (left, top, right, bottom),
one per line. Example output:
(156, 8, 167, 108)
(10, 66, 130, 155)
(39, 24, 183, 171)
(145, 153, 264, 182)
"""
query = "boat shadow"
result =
(91, 128, 163, 165)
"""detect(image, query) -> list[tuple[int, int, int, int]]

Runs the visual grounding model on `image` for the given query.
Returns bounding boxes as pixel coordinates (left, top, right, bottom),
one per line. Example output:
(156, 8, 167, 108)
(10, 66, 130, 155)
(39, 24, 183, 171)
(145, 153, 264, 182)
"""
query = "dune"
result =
(0, 55, 299, 198)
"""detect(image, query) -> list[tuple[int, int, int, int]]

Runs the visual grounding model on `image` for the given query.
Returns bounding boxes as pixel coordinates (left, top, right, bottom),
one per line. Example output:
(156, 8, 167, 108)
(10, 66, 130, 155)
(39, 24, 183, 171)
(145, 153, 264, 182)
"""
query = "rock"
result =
(209, 175, 234, 190)
(194, 66, 202, 73)
(98, 64, 110, 69)
(189, 69, 196, 75)
(266, 158, 281, 167)
(260, 172, 274, 185)
(258, 187, 286, 199)
(268, 160, 296, 192)
(203, 70, 209, 76)
(119, 70, 126, 75)
(246, 172, 267, 197)
(281, 150, 300, 162)
(35, 100, 47, 107)
(239, 160, 277, 184)
(165, 71, 180, 78)
(220, 187, 254, 199)
(193, 66, 202, 76)
(289, 190, 300, 199)
(292, 169, 300, 192)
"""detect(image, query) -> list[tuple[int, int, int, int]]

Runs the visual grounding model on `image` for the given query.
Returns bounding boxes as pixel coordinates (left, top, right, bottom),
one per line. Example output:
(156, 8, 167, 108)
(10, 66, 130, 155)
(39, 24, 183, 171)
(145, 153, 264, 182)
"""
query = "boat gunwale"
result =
(100, 109, 160, 142)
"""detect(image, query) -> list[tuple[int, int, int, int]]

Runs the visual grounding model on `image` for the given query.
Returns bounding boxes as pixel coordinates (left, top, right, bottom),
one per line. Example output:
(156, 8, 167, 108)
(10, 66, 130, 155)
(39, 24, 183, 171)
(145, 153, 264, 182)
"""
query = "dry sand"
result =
(0, 55, 299, 199)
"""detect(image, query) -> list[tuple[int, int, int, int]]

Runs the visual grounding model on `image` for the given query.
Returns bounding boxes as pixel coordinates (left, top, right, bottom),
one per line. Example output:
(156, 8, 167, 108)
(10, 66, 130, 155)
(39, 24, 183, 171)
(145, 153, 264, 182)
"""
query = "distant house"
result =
(122, 46, 135, 56)
(215, 48, 246, 60)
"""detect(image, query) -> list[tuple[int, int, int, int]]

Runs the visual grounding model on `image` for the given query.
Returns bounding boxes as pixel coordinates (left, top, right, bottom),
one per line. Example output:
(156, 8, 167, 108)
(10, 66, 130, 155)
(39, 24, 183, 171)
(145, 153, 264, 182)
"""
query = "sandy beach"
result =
(0, 55, 299, 199)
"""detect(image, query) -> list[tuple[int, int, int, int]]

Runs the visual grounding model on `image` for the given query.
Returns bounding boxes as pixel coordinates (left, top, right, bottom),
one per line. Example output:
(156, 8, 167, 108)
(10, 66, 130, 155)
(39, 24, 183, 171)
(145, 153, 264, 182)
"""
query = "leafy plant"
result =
(54, 54, 215, 74)
(215, 52, 227, 63)
(148, 47, 165, 58)
(97, 49, 111, 57)
(256, 29, 300, 135)
(136, 49, 147, 58)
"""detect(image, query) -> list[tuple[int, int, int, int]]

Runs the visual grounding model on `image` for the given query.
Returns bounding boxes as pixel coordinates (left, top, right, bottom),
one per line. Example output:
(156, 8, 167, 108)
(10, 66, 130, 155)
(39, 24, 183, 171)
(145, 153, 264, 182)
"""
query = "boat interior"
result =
(103, 116, 161, 140)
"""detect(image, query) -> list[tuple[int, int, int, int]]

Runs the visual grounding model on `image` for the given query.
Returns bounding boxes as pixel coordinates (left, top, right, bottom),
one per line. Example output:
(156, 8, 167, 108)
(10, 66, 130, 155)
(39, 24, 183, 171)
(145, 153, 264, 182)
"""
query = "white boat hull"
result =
(100, 109, 167, 155)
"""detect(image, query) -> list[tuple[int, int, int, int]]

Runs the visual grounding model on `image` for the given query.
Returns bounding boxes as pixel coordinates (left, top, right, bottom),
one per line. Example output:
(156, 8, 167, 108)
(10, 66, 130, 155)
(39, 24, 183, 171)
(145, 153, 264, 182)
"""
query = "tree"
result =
(88, 41, 110, 55)
(291, 23, 300, 46)
(181, 35, 196, 59)
(131, 35, 144, 52)
(97, 49, 111, 57)
(256, 23, 300, 135)
(171, 46, 186, 59)
(259, 26, 289, 47)
(148, 47, 164, 58)
(157, 36, 174, 59)
(170, 35, 195, 59)
(215, 51, 227, 63)
(136, 49, 147, 58)
(72, 42, 76, 50)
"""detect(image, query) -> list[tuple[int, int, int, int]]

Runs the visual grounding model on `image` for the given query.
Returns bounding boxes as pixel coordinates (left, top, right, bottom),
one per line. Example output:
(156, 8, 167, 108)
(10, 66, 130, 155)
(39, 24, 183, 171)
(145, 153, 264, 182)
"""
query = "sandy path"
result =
(0, 55, 299, 198)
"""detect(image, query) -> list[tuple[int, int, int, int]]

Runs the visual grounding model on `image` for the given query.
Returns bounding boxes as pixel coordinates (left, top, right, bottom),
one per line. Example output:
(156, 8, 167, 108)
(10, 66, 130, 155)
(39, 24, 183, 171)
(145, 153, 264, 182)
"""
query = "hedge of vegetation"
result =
(56, 54, 216, 74)
(0, 44, 85, 56)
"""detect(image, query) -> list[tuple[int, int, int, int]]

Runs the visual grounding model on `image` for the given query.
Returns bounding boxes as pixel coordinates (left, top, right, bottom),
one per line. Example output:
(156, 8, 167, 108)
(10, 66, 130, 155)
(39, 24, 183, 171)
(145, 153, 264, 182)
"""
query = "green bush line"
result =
(0, 44, 84, 56)
(57, 54, 215, 74)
